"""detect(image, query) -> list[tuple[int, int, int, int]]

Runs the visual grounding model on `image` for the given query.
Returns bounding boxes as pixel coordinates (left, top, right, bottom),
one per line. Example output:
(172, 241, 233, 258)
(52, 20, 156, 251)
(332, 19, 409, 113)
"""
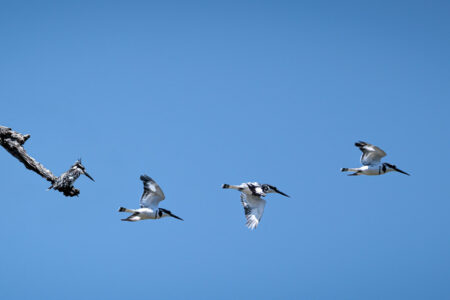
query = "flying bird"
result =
(118, 175, 183, 222)
(222, 182, 289, 230)
(341, 141, 410, 176)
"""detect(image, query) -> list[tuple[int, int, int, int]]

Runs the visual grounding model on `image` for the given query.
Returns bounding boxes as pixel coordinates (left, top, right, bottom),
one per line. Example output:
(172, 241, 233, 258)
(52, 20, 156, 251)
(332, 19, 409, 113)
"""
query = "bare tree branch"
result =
(0, 126, 93, 197)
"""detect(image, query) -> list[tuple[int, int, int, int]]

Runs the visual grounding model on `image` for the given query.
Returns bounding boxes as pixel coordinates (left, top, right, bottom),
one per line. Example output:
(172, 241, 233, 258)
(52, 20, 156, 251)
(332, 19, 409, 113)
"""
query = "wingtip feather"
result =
(140, 174, 151, 181)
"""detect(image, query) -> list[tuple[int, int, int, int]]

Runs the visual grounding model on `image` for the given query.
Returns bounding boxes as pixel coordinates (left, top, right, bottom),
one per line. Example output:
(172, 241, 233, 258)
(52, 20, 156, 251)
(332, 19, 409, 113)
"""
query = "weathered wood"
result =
(0, 126, 30, 145)
(0, 126, 56, 183)
(0, 126, 93, 197)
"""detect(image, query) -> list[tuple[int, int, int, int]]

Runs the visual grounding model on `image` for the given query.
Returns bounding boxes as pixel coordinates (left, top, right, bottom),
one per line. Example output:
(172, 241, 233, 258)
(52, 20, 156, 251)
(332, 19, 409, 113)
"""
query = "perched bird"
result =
(118, 175, 183, 222)
(341, 141, 410, 176)
(222, 182, 289, 230)
(48, 159, 95, 196)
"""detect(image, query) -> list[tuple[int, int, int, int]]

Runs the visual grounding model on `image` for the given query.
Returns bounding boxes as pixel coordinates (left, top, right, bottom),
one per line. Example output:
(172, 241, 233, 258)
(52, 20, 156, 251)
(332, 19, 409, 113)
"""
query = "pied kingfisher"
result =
(222, 182, 289, 230)
(48, 159, 95, 196)
(341, 141, 410, 176)
(118, 175, 183, 222)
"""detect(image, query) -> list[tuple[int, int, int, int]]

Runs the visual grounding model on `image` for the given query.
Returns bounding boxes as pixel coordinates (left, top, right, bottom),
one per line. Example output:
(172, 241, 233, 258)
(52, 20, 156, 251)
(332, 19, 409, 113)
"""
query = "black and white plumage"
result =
(0, 126, 94, 197)
(118, 175, 183, 222)
(341, 141, 410, 176)
(240, 193, 266, 230)
(48, 159, 95, 196)
(222, 182, 289, 198)
(356, 141, 387, 166)
(222, 182, 289, 230)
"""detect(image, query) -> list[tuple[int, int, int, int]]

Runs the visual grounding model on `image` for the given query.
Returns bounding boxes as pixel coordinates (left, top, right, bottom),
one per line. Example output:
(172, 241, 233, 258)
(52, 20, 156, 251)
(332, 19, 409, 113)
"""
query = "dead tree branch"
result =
(0, 126, 93, 197)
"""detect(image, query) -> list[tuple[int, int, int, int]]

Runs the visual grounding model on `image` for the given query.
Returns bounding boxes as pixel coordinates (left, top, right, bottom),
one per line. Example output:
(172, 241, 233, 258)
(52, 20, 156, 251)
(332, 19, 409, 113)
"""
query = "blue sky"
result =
(1, 1, 450, 299)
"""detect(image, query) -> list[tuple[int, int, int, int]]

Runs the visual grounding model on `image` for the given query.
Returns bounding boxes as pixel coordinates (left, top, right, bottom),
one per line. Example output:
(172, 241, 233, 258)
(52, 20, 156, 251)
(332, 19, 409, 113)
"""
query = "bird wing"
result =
(355, 141, 387, 165)
(240, 193, 266, 230)
(139, 175, 165, 209)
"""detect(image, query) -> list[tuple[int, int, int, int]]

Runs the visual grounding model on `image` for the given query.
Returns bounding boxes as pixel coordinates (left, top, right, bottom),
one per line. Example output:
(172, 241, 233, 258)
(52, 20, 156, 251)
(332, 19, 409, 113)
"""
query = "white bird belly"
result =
(360, 165, 382, 175)
(136, 208, 157, 219)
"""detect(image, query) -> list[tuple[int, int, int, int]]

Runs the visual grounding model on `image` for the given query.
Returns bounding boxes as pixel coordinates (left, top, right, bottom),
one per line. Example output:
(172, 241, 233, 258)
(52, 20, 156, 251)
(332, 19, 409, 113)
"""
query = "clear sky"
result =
(1, 1, 449, 299)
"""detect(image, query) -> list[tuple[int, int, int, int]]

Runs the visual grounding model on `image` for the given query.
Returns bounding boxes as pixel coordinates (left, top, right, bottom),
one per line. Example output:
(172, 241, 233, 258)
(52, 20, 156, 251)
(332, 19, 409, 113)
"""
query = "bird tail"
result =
(222, 184, 242, 191)
(118, 207, 135, 213)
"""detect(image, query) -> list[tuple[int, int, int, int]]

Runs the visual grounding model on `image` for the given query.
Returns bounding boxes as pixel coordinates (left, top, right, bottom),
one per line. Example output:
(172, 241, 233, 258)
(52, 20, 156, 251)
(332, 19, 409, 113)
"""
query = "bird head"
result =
(74, 159, 95, 181)
(383, 163, 410, 176)
(159, 208, 183, 221)
(261, 184, 290, 197)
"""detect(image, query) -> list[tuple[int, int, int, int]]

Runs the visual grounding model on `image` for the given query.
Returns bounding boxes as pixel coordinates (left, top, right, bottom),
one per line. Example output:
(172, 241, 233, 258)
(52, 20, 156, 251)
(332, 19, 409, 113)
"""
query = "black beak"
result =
(394, 167, 410, 176)
(275, 188, 290, 197)
(169, 212, 184, 221)
(84, 171, 95, 182)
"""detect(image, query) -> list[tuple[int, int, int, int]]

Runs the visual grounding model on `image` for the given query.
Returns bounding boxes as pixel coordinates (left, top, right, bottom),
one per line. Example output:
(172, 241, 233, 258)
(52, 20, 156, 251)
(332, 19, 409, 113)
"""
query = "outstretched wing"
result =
(139, 175, 165, 209)
(355, 141, 387, 165)
(240, 193, 266, 230)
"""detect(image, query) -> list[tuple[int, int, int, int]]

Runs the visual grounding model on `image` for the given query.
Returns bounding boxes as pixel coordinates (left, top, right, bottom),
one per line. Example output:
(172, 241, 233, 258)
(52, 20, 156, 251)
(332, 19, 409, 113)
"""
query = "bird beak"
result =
(169, 212, 184, 221)
(275, 188, 290, 197)
(84, 171, 95, 182)
(394, 167, 410, 176)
